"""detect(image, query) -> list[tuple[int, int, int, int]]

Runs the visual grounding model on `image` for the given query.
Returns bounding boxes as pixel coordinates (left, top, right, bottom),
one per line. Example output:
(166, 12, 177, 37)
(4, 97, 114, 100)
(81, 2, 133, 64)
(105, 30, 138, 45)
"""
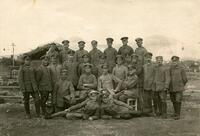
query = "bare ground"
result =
(0, 79, 200, 136)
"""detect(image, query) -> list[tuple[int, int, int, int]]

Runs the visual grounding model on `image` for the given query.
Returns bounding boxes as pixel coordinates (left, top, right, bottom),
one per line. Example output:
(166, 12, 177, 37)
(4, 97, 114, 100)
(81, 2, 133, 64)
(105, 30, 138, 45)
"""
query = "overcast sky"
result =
(0, 0, 200, 60)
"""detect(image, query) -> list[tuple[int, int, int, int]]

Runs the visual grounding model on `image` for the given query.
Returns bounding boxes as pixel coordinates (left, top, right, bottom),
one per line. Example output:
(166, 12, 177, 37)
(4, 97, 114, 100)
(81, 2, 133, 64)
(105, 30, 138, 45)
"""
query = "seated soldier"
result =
(46, 90, 100, 120)
(98, 64, 122, 95)
(114, 64, 139, 103)
(53, 68, 76, 112)
(95, 54, 107, 78)
(77, 63, 97, 100)
(100, 91, 141, 119)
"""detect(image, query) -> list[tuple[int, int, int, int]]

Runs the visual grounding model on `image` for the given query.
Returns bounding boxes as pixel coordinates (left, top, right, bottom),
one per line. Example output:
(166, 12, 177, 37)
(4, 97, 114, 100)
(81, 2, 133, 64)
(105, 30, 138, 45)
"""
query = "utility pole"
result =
(11, 43, 16, 67)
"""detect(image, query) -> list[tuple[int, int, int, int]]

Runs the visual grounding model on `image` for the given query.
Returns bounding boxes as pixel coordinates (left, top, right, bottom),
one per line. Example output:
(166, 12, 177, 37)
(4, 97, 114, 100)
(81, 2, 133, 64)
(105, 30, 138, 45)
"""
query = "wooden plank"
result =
(0, 95, 22, 99)
(0, 86, 20, 89)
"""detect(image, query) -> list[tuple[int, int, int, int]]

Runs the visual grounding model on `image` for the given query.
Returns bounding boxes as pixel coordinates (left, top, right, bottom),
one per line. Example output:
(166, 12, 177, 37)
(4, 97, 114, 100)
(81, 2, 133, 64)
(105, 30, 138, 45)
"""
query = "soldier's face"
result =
(83, 57, 89, 62)
(125, 56, 131, 62)
(107, 41, 113, 47)
(89, 93, 98, 100)
(24, 58, 31, 65)
(136, 41, 143, 47)
(122, 40, 128, 45)
(85, 67, 91, 73)
(145, 57, 152, 63)
(131, 57, 137, 63)
(128, 68, 136, 75)
(51, 58, 57, 64)
(63, 43, 69, 49)
(60, 75, 67, 80)
(91, 42, 97, 48)
(156, 58, 163, 65)
(99, 58, 105, 64)
(116, 58, 123, 65)
(42, 59, 49, 66)
(102, 68, 108, 74)
(171, 60, 178, 66)
(78, 44, 85, 49)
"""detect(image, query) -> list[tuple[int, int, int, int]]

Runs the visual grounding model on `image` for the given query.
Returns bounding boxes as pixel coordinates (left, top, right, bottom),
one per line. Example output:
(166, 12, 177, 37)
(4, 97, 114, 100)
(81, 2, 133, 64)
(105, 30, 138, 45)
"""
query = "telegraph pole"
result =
(11, 43, 16, 67)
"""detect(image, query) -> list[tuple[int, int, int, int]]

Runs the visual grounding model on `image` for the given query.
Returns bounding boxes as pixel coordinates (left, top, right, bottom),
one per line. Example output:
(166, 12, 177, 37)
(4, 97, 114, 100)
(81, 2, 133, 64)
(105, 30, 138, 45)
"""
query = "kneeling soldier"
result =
(169, 56, 188, 120)
(18, 55, 40, 118)
(152, 56, 170, 118)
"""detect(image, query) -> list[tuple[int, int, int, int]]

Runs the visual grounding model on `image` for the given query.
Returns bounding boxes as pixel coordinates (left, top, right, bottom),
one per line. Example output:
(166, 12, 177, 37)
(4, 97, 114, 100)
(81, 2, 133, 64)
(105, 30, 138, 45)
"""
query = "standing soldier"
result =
(118, 37, 134, 58)
(89, 40, 102, 77)
(18, 55, 40, 119)
(60, 40, 75, 64)
(143, 52, 154, 115)
(36, 55, 53, 116)
(104, 38, 117, 73)
(74, 41, 88, 64)
(169, 56, 188, 120)
(152, 56, 170, 118)
(135, 38, 147, 66)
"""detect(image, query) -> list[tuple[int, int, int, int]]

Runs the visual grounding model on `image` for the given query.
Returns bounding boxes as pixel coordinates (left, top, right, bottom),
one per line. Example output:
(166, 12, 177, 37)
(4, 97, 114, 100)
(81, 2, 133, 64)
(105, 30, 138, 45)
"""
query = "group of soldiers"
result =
(18, 37, 188, 120)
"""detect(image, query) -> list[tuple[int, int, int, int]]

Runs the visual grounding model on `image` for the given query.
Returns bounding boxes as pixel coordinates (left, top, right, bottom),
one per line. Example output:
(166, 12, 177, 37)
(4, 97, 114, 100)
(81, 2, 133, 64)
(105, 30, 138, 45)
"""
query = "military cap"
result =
(60, 68, 68, 74)
(99, 54, 107, 59)
(101, 63, 109, 69)
(106, 38, 114, 42)
(116, 55, 123, 59)
(121, 37, 128, 40)
(135, 37, 143, 42)
(145, 52, 153, 58)
(78, 41, 85, 44)
(82, 53, 90, 58)
(171, 56, 179, 61)
(40, 55, 49, 60)
(89, 90, 99, 95)
(155, 56, 163, 60)
(127, 64, 136, 70)
(91, 40, 98, 44)
(83, 63, 93, 68)
(62, 40, 69, 44)
(23, 54, 31, 60)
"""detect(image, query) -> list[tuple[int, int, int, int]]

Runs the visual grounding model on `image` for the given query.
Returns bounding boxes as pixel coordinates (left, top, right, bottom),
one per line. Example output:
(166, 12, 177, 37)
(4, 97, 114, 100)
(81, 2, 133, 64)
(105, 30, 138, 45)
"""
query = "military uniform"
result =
(60, 49, 75, 64)
(36, 64, 53, 115)
(89, 48, 102, 66)
(135, 38, 147, 66)
(104, 38, 117, 73)
(169, 56, 188, 119)
(48, 64, 62, 84)
(118, 37, 134, 58)
(18, 56, 40, 118)
(74, 41, 88, 64)
(152, 57, 170, 117)
(112, 64, 128, 81)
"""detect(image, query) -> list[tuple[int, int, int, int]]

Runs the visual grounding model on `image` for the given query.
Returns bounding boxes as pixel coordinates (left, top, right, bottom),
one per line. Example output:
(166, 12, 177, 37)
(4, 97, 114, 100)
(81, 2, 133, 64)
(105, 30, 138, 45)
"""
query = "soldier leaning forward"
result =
(18, 55, 40, 119)
(169, 56, 188, 120)
(53, 68, 76, 112)
(152, 56, 170, 118)
(36, 55, 54, 116)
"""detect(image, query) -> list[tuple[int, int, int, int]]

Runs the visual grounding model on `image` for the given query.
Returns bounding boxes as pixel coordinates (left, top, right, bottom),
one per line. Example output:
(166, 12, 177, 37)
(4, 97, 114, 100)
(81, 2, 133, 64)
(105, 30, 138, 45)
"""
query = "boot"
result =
(171, 102, 176, 117)
(161, 102, 167, 119)
(35, 101, 41, 118)
(24, 102, 31, 119)
(157, 102, 162, 116)
(174, 102, 181, 120)
(153, 100, 158, 116)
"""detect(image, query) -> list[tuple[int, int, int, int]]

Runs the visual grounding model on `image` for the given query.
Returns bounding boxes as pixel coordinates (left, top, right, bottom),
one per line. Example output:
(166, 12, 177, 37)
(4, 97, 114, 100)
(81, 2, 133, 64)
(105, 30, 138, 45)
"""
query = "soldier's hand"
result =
(64, 109, 70, 112)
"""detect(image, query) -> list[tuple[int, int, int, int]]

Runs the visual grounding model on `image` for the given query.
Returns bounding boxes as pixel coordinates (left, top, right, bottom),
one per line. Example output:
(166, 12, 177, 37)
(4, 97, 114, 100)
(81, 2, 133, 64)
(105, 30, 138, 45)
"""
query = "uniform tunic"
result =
(118, 45, 134, 58)
(143, 63, 155, 91)
(77, 74, 97, 91)
(104, 47, 117, 72)
(74, 49, 88, 64)
(60, 48, 75, 63)
(135, 47, 147, 66)
(54, 79, 75, 107)
(48, 64, 62, 84)
(112, 64, 128, 81)
(89, 48, 102, 66)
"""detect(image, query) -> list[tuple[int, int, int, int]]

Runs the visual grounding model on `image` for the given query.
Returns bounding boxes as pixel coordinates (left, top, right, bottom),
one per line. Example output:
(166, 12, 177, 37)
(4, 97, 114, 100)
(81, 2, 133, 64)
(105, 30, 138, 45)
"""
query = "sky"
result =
(0, 0, 200, 60)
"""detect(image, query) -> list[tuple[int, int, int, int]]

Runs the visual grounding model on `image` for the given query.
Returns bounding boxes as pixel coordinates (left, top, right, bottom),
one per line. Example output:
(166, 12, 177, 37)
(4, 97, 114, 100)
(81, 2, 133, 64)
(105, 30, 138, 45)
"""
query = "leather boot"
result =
(161, 102, 167, 119)
(35, 100, 41, 117)
(174, 102, 181, 120)
(24, 102, 31, 119)
(153, 100, 158, 116)
(171, 102, 176, 117)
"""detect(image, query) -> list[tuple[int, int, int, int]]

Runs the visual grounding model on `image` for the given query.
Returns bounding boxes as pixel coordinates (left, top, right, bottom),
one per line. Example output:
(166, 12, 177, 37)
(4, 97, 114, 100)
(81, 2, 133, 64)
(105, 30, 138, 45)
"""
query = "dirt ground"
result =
(0, 77, 200, 136)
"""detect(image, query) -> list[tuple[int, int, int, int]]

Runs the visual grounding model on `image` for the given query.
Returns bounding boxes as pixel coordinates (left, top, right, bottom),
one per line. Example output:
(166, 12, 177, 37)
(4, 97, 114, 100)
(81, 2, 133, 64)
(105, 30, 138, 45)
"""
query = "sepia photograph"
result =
(0, 0, 200, 136)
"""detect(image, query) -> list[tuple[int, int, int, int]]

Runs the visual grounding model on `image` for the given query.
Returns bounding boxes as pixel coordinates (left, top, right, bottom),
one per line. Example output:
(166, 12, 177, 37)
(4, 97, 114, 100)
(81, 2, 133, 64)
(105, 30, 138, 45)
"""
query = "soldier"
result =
(143, 52, 154, 115)
(118, 37, 134, 58)
(112, 55, 128, 81)
(104, 38, 118, 73)
(152, 56, 170, 118)
(135, 38, 148, 66)
(77, 63, 97, 100)
(53, 68, 76, 112)
(60, 40, 75, 64)
(89, 40, 102, 66)
(36, 55, 53, 116)
(98, 64, 122, 95)
(169, 56, 188, 120)
(18, 55, 40, 118)
(100, 91, 141, 119)
(73, 41, 88, 64)
(78, 53, 90, 77)
(114, 64, 139, 103)
(45, 90, 100, 120)
(123, 54, 132, 67)
(63, 55, 78, 87)
(96, 54, 107, 77)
